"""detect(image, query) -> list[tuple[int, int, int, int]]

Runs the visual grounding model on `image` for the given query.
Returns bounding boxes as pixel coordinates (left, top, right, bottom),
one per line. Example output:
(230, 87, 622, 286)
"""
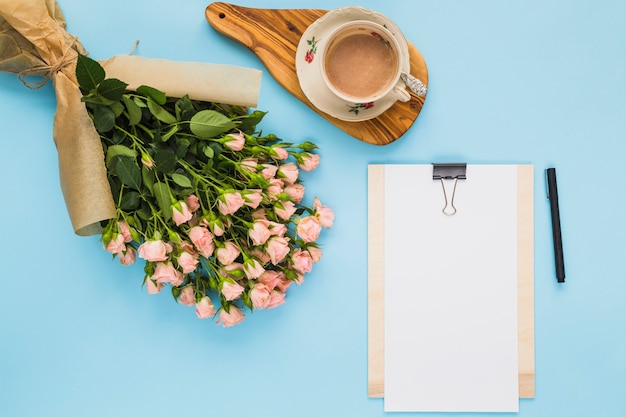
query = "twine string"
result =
(17, 36, 80, 90)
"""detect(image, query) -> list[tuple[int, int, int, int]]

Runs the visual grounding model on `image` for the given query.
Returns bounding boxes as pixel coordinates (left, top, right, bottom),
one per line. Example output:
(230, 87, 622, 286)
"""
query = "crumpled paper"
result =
(0, 0, 262, 236)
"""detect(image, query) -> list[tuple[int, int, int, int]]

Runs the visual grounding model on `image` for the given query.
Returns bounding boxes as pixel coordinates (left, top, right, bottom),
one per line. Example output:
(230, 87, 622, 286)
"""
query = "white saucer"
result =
(295, 6, 411, 122)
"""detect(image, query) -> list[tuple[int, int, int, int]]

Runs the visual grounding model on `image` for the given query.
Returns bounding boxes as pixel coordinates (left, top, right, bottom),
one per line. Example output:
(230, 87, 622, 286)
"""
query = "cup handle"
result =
(392, 86, 411, 103)
(401, 72, 428, 98)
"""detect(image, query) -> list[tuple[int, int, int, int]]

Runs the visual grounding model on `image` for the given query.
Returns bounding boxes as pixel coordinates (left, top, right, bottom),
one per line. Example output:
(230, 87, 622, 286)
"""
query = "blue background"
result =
(1, 1, 625, 416)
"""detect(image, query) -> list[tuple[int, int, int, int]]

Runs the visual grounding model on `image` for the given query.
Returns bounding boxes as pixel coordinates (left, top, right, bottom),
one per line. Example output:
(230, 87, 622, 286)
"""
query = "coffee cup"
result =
(320, 20, 411, 106)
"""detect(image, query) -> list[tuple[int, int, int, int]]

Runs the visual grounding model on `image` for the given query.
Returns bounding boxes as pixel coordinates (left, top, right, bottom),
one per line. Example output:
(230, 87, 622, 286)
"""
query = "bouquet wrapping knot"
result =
(1, 0, 334, 326)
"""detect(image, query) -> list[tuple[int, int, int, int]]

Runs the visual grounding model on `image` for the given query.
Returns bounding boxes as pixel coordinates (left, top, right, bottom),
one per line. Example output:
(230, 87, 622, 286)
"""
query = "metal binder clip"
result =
(433, 163, 467, 216)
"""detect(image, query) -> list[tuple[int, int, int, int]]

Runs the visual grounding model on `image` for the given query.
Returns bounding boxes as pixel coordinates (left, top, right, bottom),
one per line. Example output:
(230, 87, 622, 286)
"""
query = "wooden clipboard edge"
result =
(367, 165, 385, 397)
(367, 164, 536, 399)
(517, 164, 536, 398)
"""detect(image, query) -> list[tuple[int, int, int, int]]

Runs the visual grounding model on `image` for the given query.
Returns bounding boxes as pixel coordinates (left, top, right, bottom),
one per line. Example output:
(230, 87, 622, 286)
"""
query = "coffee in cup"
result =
(320, 21, 410, 105)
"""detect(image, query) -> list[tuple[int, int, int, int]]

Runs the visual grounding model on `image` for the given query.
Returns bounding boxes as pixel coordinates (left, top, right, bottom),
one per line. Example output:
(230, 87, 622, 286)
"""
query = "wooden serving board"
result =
(206, 2, 428, 146)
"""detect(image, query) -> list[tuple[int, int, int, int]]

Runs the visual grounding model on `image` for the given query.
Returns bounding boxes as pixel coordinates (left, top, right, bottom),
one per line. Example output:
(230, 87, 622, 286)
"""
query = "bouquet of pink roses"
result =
(77, 55, 334, 327)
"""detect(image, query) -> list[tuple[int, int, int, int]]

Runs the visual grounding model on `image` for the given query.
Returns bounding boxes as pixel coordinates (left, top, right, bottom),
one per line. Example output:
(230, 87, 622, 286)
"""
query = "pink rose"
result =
(251, 209, 267, 220)
(119, 248, 136, 265)
(243, 189, 263, 209)
(244, 258, 265, 279)
(218, 192, 245, 215)
(221, 280, 245, 301)
(250, 283, 271, 309)
(225, 131, 245, 151)
(105, 233, 125, 255)
(266, 236, 290, 265)
(188, 226, 215, 258)
(292, 270, 305, 285)
(278, 162, 299, 185)
(240, 158, 258, 173)
(308, 246, 323, 263)
(250, 248, 271, 264)
(274, 200, 297, 221)
(216, 241, 240, 265)
(216, 305, 245, 327)
(179, 240, 197, 255)
(145, 277, 163, 294)
(248, 220, 271, 246)
(118, 221, 133, 242)
(267, 290, 286, 309)
(186, 194, 201, 212)
(268, 221, 287, 237)
(272, 147, 288, 160)
(314, 197, 335, 228)
(177, 251, 199, 274)
(258, 270, 284, 290)
(172, 201, 193, 226)
(195, 296, 216, 319)
(284, 183, 305, 203)
(178, 286, 195, 306)
(296, 216, 322, 243)
(261, 163, 278, 179)
(276, 276, 293, 292)
(266, 178, 283, 199)
(141, 153, 154, 168)
(297, 153, 320, 172)
(210, 218, 226, 237)
(152, 261, 184, 286)
(291, 249, 313, 273)
(138, 240, 169, 262)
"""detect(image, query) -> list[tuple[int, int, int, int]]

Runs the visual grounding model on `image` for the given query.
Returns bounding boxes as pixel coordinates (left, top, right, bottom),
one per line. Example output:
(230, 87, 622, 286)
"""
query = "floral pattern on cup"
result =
(370, 31, 391, 47)
(304, 36, 319, 63)
(348, 102, 375, 115)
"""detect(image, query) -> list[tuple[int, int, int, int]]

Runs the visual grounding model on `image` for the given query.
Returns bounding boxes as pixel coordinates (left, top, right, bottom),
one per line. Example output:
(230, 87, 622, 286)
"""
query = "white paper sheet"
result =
(383, 164, 519, 412)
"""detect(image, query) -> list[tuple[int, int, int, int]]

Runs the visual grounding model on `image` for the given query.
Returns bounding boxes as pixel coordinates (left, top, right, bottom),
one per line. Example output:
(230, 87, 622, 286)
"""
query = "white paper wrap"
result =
(101, 55, 262, 108)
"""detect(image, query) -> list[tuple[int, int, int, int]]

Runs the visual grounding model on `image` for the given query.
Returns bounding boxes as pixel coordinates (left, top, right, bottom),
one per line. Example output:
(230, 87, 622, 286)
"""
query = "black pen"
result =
(546, 168, 565, 283)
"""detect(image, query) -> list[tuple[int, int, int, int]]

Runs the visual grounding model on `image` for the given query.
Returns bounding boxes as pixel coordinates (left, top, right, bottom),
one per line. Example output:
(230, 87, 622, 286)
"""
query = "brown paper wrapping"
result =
(0, 0, 261, 236)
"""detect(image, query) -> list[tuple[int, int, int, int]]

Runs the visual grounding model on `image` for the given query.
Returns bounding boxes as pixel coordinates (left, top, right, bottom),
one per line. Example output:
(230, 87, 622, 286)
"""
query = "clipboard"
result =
(367, 164, 535, 404)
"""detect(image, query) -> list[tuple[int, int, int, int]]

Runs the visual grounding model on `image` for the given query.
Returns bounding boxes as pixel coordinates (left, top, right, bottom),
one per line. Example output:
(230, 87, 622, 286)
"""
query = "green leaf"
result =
(171, 286, 182, 301)
(109, 101, 125, 117)
(175, 95, 196, 121)
(136, 204, 152, 221)
(111, 130, 126, 144)
(171, 173, 192, 188)
(120, 191, 140, 210)
(122, 95, 142, 126)
(110, 155, 142, 190)
(153, 182, 172, 221)
(203, 144, 214, 159)
(175, 138, 190, 158)
(76, 54, 105, 91)
(137, 85, 167, 105)
(106, 144, 137, 166)
(133, 96, 147, 108)
(97, 78, 128, 101)
(93, 105, 116, 133)
(154, 149, 177, 173)
(147, 99, 177, 124)
(242, 290, 253, 310)
(237, 110, 267, 134)
(81, 95, 117, 106)
(189, 110, 236, 138)
(142, 165, 155, 194)
(161, 125, 178, 142)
